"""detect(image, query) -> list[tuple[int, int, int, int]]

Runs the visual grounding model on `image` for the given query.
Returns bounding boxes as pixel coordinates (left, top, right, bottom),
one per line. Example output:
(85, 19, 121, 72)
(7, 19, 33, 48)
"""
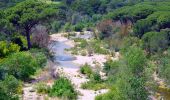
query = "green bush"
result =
(49, 77, 77, 100)
(89, 39, 109, 54)
(158, 49, 170, 83)
(0, 52, 38, 80)
(0, 75, 22, 100)
(74, 23, 84, 32)
(80, 64, 93, 77)
(0, 41, 20, 57)
(90, 72, 102, 83)
(103, 60, 120, 75)
(51, 21, 62, 32)
(29, 49, 47, 67)
(142, 31, 169, 54)
(35, 82, 50, 94)
(64, 23, 72, 32)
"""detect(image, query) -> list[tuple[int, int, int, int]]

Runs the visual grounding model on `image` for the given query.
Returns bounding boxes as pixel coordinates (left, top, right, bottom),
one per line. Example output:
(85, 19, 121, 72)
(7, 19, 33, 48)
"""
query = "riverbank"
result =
(50, 32, 119, 100)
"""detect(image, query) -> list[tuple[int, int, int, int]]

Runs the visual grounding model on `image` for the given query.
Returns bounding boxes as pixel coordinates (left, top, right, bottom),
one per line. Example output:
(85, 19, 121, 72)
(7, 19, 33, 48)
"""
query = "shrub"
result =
(0, 75, 22, 100)
(29, 49, 47, 67)
(51, 21, 62, 32)
(0, 41, 20, 57)
(89, 39, 109, 54)
(49, 77, 77, 100)
(35, 82, 50, 94)
(0, 52, 38, 80)
(80, 64, 93, 77)
(90, 72, 102, 83)
(64, 23, 72, 32)
(81, 50, 87, 56)
(103, 60, 120, 75)
(74, 23, 84, 32)
(142, 31, 169, 54)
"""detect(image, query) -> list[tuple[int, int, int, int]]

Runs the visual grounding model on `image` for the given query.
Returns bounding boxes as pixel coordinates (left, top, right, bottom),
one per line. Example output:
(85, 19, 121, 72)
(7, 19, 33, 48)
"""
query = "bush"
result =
(80, 64, 93, 77)
(0, 52, 39, 80)
(0, 41, 20, 57)
(90, 72, 102, 83)
(29, 49, 47, 67)
(64, 23, 72, 32)
(35, 82, 50, 94)
(81, 50, 87, 56)
(49, 77, 77, 100)
(51, 21, 62, 32)
(89, 39, 109, 54)
(74, 23, 84, 32)
(0, 75, 22, 100)
(103, 60, 120, 75)
(142, 31, 169, 54)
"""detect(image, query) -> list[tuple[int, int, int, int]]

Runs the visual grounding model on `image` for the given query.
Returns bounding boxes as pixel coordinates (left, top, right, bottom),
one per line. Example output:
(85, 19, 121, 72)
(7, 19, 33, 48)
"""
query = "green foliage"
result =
(0, 41, 20, 57)
(124, 46, 146, 76)
(89, 39, 109, 54)
(121, 36, 142, 53)
(95, 87, 122, 100)
(81, 72, 105, 90)
(0, 75, 22, 100)
(35, 82, 50, 94)
(4, 0, 59, 49)
(73, 23, 84, 32)
(80, 63, 93, 77)
(29, 48, 47, 67)
(64, 23, 72, 32)
(0, 52, 39, 80)
(157, 49, 170, 84)
(90, 72, 102, 83)
(142, 31, 169, 54)
(49, 77, 77, 100)
(103, 60, 119, 75)
(51, 21, 62, 32)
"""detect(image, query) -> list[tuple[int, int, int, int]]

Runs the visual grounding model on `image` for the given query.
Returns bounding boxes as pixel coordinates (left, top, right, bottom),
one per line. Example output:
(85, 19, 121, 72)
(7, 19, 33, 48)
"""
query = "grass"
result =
(81, 81, 107, 91)
(80, 64, 93, 77)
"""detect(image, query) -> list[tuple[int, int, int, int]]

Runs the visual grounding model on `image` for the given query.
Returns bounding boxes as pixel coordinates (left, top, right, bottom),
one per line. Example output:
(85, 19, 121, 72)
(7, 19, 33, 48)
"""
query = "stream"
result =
(51, 40, 79, 68)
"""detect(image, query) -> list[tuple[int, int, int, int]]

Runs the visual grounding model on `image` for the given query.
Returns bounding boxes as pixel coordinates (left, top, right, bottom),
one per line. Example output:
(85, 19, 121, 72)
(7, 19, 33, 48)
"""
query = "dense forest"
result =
(0, 0, 170, 100)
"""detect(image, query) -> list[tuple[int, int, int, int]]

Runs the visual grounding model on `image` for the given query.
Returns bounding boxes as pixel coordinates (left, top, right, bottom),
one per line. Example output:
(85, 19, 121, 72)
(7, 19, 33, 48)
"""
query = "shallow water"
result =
(51, 40, 79, 68)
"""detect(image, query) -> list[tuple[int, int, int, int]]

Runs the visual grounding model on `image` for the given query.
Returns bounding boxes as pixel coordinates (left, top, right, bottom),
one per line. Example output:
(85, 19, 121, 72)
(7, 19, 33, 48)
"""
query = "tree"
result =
(5, 0, 58, 49)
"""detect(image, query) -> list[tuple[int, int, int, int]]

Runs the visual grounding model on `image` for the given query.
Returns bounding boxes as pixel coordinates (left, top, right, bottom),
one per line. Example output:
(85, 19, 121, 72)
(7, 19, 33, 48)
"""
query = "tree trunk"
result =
(26, 30, 31, 49)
